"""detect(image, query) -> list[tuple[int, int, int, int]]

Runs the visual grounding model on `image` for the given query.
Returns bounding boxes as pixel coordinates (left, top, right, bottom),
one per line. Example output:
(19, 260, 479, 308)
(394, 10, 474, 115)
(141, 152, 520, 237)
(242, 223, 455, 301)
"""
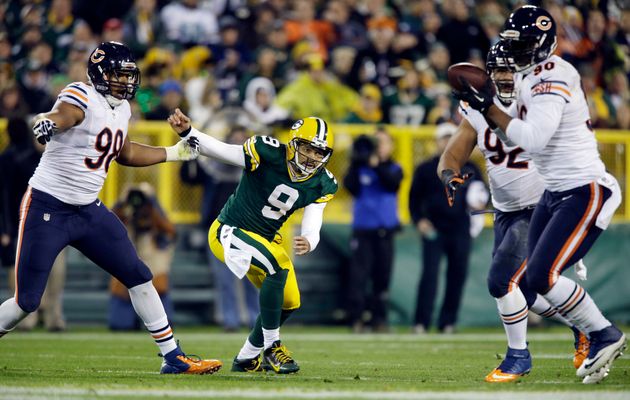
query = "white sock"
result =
(237, 338, 263, 360)
(496, 288, 528, 350)
(0, 298, 28, 337)
(543, 276, 610, 335)
(530, 294, 572, 327)
(129, 281, 177, 355)
(262, 327, 280, 349)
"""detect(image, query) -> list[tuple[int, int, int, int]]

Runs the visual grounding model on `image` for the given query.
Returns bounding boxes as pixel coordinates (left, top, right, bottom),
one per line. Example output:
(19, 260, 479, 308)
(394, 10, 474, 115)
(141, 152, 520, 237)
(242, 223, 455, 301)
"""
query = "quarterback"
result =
(168, 109, 337, 374)
(0, 42, 222, 375)
(440, 42, 588, 382)
(454, 6, 625, 384)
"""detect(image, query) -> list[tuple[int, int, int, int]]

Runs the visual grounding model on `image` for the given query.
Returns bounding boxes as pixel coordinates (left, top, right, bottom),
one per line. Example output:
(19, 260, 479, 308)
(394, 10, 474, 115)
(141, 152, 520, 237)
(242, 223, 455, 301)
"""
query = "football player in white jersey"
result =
(0, 42, 222, 375)
(440, 42, 589, 382)
(454, 6, 625, 384)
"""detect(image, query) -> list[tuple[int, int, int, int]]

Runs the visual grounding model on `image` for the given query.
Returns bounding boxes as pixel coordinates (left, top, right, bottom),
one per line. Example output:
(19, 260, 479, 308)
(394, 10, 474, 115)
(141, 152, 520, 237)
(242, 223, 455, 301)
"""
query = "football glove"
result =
(33, 117, 58, 145)
(452, 77, 494, 115)
(165, 136, 200, 162)
(441, 169, 473, 207)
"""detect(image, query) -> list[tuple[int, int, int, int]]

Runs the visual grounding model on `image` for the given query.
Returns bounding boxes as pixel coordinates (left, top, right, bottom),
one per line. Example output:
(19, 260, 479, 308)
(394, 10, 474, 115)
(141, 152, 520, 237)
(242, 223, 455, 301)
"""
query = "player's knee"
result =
(119, 261, 153, 289)
(525, 269, 550, 294)
(487, 274, 509, 299)
(17, 293, 42, 313)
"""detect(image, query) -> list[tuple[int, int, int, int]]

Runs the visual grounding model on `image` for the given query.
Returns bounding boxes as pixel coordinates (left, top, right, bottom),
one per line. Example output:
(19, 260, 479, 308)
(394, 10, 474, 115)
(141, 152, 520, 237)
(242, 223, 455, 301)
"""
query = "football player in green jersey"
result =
(168, 109, 338, 374)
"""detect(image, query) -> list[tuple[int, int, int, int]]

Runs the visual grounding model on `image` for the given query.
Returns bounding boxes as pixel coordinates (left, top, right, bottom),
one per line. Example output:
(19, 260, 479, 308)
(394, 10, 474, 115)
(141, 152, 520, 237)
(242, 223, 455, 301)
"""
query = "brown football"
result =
(447, 63, 492, 92)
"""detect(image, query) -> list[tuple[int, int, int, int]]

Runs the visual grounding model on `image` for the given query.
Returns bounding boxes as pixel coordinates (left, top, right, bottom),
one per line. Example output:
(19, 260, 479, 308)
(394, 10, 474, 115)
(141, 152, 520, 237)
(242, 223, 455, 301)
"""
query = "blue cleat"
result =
(160, 346, 222, 375)
(485, 347, 532, 383)
(577, 325, 626, 384)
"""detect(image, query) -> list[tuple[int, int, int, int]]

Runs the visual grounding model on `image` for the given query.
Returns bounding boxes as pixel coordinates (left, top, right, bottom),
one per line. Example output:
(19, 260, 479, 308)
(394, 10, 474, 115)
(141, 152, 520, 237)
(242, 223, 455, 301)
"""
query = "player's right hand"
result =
(441, 169, 473, 207)
(167, 108, 192, 137)
(33, 117, 58, 145)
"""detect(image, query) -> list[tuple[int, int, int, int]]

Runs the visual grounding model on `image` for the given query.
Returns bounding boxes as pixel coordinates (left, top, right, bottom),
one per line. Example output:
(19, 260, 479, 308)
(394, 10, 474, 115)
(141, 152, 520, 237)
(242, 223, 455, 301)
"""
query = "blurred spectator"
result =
(123, 0, 163, 58)
(145, 79, 185, 120)
(28, 42, 59, 75)
(102, 18, 125, 43)
(43, 0, 76, 65)
(247, 3, 279, 51)
(180, 127, 259, 331)
(240, 46, 285, 97)
(0, 117, 66, 332)
(0, 33, 13, 64)
(349, 16, 415, 94)
(18, 60, 54, 114)
(213, 16, 249, 104)
(12, 25, 44, 62)
(399, 0, 435, 36)
(284, 0, 335, 60)
(323, 0, 368, 50)
(344, 128, 403, 333)
(0, 84, 29, 118)
(580, 64, 616, 128)
(574, 9, 625, 86)
(437, 0, 490, 64)
(605, 70, 630, 129)
(383, 66, 434, 125)
(275, 54, 358, 122)
(110, 183, 176, 330)
(329, 46, 357, 84)
(408, 123, 486, 334)
(70, 20, 97, 57)
(243, 77, 289, 126)
(160, 0, 219, 48)
(344, 83, 383, 123)
(186, 77, 223, 129)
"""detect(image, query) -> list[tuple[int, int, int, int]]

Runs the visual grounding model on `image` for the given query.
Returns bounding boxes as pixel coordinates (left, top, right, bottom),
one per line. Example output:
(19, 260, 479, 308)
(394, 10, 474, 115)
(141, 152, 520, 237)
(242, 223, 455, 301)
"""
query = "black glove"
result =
(452, 77, 494, 115)
(33, 118, 58, 145)
(441, 169, 473, 207)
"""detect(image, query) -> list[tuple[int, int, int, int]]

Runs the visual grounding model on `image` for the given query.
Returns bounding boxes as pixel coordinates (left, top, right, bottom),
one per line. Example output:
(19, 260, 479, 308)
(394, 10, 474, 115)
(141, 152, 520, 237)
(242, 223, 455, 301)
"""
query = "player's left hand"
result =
(167, 108, 192, 137)
(165, 136, 200, 162)
(452, 77, 494, 115)
(441, 169, 473, 207)
(33, 117, 58, 145)
(293, 236, 311, 255)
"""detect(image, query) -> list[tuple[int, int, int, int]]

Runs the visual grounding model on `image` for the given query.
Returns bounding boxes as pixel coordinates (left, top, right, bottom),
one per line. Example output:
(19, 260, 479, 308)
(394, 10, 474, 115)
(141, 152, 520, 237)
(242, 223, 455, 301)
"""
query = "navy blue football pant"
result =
(487, 207, 537, 305)
(526, 182, 611, 294)
(14, 188, 152, 313)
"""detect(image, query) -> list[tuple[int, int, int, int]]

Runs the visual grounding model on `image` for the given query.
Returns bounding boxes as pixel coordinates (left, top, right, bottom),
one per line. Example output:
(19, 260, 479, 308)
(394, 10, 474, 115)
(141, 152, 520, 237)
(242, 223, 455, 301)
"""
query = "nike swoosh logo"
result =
(583, 356, 601, 369)
(561, 195, 573, 201)
(490, 373, 516, 380)
(474, 94, 485, 102)
(96, 200, 102, 206)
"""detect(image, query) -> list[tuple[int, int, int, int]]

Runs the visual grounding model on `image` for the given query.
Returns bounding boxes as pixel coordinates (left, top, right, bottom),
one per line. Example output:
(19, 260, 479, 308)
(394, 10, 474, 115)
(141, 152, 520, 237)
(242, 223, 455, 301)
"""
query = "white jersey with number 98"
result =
(29, 82, 131, 205)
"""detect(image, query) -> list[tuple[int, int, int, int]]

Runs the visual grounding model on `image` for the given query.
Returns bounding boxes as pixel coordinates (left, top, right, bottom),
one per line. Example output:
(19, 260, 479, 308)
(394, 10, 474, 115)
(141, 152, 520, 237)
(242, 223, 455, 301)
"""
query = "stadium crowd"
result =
(0, 0, 628, 129)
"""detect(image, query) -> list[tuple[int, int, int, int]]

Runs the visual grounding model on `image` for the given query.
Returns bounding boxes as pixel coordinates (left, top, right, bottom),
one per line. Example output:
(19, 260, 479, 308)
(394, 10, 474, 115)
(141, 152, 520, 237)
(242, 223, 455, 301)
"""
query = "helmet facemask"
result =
(490, 68, 515, 104)
(289, 138, 332, 177)
(104, 63, 140, 100)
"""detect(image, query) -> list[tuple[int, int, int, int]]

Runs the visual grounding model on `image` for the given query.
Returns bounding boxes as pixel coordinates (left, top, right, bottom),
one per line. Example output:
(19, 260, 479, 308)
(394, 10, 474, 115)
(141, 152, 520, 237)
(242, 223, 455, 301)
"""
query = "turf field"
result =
(0, 326, 628, 400)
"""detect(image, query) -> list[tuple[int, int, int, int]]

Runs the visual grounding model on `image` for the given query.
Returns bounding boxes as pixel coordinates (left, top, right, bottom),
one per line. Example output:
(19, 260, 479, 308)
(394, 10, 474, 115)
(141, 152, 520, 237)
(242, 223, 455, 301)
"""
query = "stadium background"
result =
(0, 0, 629, 328)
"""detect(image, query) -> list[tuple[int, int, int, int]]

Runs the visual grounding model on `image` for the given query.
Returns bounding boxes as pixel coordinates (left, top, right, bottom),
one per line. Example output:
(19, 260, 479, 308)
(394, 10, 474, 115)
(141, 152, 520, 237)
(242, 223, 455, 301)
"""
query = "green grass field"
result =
(0, 326, 628, 400)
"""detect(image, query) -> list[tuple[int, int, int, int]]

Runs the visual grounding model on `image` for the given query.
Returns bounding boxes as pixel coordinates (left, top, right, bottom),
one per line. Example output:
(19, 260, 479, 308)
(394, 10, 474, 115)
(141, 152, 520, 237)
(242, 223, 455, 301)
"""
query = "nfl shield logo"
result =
(43, 213, 50, 221)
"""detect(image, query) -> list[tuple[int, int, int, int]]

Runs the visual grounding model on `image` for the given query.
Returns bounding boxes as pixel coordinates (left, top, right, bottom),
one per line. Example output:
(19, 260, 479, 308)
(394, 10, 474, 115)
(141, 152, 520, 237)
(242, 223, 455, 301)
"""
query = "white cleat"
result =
(582, 366, 609, 384)
(577, 327, 626, 379)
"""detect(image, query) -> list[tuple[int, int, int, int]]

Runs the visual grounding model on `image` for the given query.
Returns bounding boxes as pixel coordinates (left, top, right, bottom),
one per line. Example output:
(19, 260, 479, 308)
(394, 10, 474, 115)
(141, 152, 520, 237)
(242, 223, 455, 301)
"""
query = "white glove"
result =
(574, 259, 587, 281)
(33, 117, 57, 145)
(165, 136, 200, 162)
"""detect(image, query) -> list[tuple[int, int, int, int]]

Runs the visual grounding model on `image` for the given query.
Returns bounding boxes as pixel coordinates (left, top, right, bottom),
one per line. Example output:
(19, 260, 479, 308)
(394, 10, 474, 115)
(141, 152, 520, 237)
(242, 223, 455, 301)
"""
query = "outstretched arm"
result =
(437, 118, 477, 177)
(294, 202, 327, 255)
(168, 108, 245, 168)
(32, 102, 85, 144)
(117, 132, 199, 167)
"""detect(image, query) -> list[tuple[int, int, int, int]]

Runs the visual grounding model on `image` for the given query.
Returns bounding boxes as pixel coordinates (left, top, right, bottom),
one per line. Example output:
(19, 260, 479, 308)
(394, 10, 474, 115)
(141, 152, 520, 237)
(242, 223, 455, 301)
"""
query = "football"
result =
(447, 63, 491, 92)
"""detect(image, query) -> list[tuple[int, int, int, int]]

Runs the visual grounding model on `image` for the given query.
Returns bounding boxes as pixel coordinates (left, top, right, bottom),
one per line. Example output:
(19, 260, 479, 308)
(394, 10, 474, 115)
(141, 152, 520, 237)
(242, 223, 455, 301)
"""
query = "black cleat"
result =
(262, 340, 300, 374)
(231, 355, 263, 372)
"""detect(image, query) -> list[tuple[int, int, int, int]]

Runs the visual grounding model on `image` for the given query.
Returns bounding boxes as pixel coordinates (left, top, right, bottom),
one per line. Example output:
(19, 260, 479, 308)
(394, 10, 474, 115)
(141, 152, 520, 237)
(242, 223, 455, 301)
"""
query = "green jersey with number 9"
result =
(218, 135, 338, 241)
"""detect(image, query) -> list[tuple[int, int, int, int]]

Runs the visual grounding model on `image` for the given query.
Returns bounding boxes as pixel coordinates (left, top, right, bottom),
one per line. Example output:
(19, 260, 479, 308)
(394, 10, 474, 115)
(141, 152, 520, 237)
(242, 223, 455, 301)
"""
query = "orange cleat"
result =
(484, 347, 531, 383)
(573, 328, 590, 369)
(160, 348, 222, 375)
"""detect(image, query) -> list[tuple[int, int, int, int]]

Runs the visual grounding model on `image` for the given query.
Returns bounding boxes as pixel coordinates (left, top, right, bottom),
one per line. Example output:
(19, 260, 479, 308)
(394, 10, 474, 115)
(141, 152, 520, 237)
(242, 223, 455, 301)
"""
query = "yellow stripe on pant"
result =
(209, 219, 301, 310)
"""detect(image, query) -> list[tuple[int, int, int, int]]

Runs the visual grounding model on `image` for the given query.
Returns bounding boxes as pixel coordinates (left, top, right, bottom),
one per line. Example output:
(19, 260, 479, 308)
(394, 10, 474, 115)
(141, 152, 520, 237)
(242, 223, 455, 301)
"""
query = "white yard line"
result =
(3, 332, 603, 342)
(1, 387, 629, 400)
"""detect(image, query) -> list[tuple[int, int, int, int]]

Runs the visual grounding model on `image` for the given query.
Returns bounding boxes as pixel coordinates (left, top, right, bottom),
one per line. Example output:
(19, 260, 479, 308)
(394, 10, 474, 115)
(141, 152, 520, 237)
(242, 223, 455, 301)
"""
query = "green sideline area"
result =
(0, 224, 628, 328)
(0, 327, 628, 400)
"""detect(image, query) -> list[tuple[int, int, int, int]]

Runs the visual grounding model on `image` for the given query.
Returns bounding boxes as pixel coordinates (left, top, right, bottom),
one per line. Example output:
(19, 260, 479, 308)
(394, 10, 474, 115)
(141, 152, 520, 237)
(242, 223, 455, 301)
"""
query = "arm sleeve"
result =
(189, 127, 245, 167)
(343, 165, 362, 197)
(505, 101, 564, 153)
(375, 162, 403, 192)
(300, 202, 326, 251)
